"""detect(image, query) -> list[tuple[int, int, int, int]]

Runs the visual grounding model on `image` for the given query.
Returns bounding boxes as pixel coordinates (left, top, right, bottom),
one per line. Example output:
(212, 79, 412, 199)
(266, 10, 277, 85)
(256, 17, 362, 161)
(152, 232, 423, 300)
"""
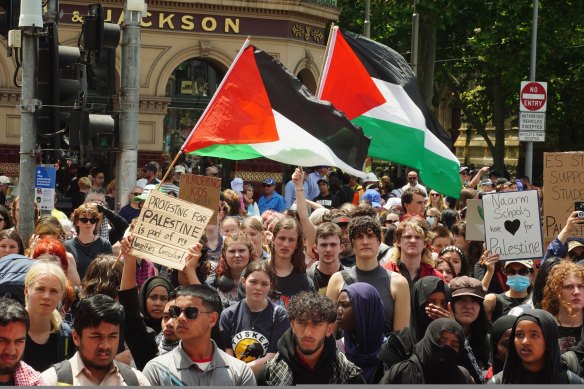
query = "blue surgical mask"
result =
(426, 216, 435, 227)
(506, 275, 531, 292)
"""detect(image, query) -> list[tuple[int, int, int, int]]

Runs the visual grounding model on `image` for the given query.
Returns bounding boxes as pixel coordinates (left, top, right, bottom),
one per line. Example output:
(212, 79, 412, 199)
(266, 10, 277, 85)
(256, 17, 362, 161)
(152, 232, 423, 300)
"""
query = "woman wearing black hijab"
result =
(486, 315, 517, 380)
(378, 276, 452, 372)
(139, 276, 172, 334)
(385, 318, 472, 384)
(489, 309, 583, 384)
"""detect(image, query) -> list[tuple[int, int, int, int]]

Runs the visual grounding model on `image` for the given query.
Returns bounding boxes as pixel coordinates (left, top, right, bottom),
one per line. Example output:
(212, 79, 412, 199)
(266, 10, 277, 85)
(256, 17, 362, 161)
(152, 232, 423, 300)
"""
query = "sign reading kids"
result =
(482, 190, 543, 261)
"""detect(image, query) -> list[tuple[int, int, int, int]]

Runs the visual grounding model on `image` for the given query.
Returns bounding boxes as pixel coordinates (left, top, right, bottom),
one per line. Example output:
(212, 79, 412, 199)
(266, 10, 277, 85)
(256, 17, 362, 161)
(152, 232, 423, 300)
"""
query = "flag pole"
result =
(156, 150, 184, 191)
(315, 24, 336, 97)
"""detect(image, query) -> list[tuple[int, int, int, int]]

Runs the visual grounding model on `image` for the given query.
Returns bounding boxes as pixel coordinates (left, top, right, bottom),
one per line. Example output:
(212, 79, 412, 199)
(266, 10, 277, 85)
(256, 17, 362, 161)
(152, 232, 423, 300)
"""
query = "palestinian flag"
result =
(318, 27, 461, 198)
(182, 39, 370, 178)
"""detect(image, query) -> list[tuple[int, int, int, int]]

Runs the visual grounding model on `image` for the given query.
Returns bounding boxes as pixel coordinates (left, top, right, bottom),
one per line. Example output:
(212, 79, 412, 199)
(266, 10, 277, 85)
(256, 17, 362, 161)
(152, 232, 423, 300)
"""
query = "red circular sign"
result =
(520, 82, 547, 112)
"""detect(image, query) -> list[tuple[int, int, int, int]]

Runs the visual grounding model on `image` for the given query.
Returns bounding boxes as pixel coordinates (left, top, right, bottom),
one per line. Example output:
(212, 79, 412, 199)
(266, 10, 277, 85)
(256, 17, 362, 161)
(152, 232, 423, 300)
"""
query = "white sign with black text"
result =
(482, 190, 543, 261)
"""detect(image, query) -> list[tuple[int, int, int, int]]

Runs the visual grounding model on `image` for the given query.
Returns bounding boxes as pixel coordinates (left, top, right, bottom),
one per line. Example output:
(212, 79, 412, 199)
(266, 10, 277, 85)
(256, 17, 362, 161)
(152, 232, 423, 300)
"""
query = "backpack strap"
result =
(113, 361, 139, 386)
(54, 359, 74, 385)
(340, 269, 355, 286)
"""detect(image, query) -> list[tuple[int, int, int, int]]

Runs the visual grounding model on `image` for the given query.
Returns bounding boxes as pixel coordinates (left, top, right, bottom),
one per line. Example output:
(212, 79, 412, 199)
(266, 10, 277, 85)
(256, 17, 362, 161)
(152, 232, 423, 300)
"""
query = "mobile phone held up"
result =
(576, 201, 584, 218)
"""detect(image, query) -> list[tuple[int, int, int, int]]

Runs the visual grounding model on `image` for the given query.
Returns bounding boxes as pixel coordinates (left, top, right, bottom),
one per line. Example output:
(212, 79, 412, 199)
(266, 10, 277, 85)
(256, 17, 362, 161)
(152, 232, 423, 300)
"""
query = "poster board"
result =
(465, 199, 485, 241)
(482, 190, 543, 261)
(180, 174, 221, 224)
(543, 152, 584, 246)
(35, 166, 56, 211)
(130, 190, 213, 270)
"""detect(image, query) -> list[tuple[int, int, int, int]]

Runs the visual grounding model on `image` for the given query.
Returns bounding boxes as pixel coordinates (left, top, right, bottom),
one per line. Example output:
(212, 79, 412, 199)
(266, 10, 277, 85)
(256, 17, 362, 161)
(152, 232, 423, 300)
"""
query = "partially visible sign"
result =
(519, 112, 545, 142)
(180, 174, 221, 224)
(131, 190, 213, 270)
(35, 166, 56, 211)
(483, 190, 543, 261)
(543, 152, 584, 245)
(465, 199, 485, 241)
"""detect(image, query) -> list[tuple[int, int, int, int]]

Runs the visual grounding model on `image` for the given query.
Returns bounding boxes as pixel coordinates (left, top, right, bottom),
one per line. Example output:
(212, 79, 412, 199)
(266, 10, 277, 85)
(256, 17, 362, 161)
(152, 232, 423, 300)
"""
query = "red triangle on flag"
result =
(320, 30, 385, 120)
(182, 45, 280, 153)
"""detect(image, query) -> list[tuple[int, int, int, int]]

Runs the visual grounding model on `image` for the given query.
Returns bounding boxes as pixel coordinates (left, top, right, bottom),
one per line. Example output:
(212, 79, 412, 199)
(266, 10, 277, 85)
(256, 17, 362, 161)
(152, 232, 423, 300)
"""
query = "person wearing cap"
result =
(142, 163, 160, 186)
(118, 186, 144, 224)
(305, 166, 329, 203)
(448, 276, 490, 384)
(401, 170, 427, 195)
(361, 189, 382, 212)
(543, 211, 584, 263)
(0, 175, 11, 206)
(173, 165, 186, 185)
(312, 178, 340, 210)
(483, 260, 533, 322)
(494, 177, 512, 192)
(460, 166, 490, 190)
(478, 178, 494, 193)
(258, 178, 285, 215)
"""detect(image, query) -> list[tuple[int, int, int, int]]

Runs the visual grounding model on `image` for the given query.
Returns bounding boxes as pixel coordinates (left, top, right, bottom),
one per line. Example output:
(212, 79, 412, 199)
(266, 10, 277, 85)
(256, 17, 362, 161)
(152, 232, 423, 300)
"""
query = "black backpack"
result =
(53, 359, 139, 386)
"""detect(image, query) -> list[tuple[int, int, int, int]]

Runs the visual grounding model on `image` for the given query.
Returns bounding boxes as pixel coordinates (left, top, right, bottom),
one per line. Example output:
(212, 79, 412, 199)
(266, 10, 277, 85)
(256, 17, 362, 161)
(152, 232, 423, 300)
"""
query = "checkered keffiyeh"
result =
(97, 217, 111, 240)
(14, 361, 44, 386)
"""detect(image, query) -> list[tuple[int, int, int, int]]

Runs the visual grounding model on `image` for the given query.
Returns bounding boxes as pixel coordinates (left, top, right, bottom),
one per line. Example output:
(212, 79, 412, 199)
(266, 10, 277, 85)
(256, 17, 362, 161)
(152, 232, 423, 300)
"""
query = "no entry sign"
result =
(520, 81, 547, 112)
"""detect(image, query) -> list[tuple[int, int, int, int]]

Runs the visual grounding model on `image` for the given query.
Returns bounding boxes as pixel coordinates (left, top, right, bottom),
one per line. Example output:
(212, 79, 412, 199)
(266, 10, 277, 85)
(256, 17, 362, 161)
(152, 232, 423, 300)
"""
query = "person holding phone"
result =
(543, 210, 584, 263)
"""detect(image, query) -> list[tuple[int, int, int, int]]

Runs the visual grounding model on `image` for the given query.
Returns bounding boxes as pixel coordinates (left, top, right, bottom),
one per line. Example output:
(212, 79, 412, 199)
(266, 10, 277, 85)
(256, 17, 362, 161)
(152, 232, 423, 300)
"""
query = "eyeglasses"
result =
(78, 217, 98, 224)
(408, 177, 417, 180)
(208, 172, 219, 177)
(132, 192, 143, 196)
(168, 305, 212, 320)
(505, 268, 529, 276)
(430, 193, 441, 197)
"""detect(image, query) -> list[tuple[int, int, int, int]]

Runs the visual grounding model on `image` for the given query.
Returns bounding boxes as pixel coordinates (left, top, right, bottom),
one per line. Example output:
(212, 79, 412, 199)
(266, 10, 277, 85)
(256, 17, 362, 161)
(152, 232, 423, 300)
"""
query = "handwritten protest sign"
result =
(543, 152, 584, 245)
(483, 190, 543, 261)
(180, 174, 221, 224)
(131, 190, 214, 270)
(465, 199, 485, 241)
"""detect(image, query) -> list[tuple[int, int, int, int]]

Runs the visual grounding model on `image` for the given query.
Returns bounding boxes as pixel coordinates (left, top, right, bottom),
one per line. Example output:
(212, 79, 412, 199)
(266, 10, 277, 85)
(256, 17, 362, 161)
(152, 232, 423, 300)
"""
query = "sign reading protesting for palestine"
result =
(482, 190, 543, 261)
(131, 189, 213, 270)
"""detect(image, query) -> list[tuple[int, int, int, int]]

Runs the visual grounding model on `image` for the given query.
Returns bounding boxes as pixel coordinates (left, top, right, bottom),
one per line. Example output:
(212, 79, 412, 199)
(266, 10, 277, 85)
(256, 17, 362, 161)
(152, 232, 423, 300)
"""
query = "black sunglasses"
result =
(169, 305, 212, 320)
(79, 217, 98, 224)
(132, 192, 143, 196)
(505, 268, 530, 276)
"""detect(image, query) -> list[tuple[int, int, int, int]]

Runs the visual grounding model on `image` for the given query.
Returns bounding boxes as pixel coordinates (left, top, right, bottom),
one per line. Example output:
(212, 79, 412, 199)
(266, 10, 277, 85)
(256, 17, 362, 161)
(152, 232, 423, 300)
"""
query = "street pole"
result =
(18, 18, 43, 245)
(525, 0, 538, 181)
(46, 0, 58, 25)
(116, 0, 144, 208)
(411, 0, 419, 77)
(364, 0, 370, 38)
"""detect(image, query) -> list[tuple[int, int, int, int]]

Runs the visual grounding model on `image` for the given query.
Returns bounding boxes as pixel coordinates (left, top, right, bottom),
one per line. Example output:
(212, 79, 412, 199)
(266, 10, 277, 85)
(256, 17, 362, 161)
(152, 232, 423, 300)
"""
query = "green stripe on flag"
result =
(352, 115, 425, 171)
(420, 150, 462, 198)
(192, 144, 263, 159)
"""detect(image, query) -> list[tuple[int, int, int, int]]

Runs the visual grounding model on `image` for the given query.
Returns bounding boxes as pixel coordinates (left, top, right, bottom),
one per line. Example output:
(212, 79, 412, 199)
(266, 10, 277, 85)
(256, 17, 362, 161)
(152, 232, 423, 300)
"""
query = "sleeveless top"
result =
(493, 293, 530, 321)
(343, 265, 394, 334)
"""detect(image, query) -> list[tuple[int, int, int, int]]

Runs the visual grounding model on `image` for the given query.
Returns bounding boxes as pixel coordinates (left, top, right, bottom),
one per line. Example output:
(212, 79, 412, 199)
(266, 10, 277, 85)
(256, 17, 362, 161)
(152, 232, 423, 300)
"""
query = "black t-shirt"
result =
(274, 272, 314, 308)
(312, 193, 341, 209)
(22, 326, 75, 372)
(558, 325, 582, 353)
(220, 300, 289, 362)
(66, 237, 113, 279)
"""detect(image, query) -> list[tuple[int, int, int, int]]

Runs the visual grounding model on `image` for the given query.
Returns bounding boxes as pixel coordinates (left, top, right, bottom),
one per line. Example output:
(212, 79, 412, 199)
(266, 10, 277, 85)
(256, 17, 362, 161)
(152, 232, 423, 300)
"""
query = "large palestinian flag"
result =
(182, 39, 370, 178)
(318, 27, 461, 198)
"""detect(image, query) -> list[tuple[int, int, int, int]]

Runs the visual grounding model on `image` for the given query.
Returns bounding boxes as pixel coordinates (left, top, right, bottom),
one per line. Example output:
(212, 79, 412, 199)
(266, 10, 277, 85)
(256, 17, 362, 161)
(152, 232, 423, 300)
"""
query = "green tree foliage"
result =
(335, 0, 584, 175)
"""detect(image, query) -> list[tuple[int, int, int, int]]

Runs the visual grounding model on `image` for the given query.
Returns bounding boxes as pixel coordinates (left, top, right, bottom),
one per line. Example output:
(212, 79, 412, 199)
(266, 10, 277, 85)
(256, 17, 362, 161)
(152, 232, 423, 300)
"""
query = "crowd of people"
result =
(0, 160, 583, 385)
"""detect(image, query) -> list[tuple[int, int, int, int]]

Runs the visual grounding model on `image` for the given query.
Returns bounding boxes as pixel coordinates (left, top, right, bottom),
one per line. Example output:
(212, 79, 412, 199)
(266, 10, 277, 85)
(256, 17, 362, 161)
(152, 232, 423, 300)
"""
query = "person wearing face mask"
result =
(483, 260, 533, 322)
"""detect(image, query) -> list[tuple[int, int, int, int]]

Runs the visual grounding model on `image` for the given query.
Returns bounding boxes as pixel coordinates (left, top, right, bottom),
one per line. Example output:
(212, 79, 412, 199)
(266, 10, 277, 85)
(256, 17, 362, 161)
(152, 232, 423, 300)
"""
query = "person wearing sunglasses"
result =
(65, 203, 112, 279)
(143, 285, 256, 386)
(483, 260, 533, 322)
(118, 186, 144, 224)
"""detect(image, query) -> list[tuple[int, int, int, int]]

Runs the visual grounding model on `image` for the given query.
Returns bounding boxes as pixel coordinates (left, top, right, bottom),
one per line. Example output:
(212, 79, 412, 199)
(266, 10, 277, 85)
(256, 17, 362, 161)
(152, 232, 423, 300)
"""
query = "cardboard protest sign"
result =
(465, 199, 485, 241)
(543, 152, 584, 246)
(131, 190, 214, 270)
(180, 174, 221, 224)
(482, 190, 543, 261)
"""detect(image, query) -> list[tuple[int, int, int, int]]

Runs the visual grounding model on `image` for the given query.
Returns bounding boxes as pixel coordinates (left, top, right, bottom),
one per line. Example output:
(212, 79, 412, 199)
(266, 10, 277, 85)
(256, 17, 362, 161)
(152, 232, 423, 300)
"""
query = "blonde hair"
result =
(389, 216, 434, 266)
(25, 261, 67, 333)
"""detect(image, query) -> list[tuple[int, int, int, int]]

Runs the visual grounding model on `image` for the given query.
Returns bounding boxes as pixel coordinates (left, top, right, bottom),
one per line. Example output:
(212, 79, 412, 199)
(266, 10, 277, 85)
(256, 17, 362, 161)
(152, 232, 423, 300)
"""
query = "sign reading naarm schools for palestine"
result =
(131, 190, 214, 270)
(482, 190, 543, 261)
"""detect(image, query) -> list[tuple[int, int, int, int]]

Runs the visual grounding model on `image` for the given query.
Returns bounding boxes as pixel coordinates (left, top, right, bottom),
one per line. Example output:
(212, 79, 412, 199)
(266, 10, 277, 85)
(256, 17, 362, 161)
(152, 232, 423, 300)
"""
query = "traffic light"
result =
(68, 110, 117, 151)
(82, 3, 120, 63)
(37, 22, 84, 149)
(0, 0, 19, 39)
